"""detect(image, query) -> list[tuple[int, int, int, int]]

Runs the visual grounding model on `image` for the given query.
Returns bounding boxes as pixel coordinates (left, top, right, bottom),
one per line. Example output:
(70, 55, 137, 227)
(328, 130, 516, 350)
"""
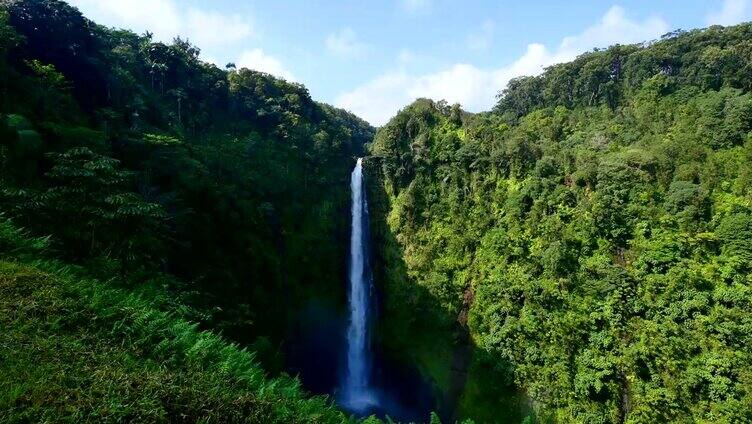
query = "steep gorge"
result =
(1, 1, 752, 423)
(362, 22, 752, 421)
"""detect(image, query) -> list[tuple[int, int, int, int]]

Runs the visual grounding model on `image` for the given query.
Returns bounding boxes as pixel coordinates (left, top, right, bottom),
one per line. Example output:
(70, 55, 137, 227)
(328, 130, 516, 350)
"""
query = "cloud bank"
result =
(336, 6, 668, 126)
(706, 0, 751, 26)
(236, 49, 296, 81)
(67, 0, 295, 80)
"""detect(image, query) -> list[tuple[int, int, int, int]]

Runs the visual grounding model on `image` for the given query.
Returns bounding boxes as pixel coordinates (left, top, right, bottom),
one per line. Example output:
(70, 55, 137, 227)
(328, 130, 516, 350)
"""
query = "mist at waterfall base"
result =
(286, 305, 435, 421)
(286, 159, 436, 422)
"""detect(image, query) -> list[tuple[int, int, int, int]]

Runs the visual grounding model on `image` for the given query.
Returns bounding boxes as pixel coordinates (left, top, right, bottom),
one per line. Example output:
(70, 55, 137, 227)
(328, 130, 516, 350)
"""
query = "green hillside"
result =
(2, 0, 752, 422)
(367, 23, 752, 423)
(0, 0, 373, 352)
(0, 218, 348, 423)
(0, 0, 370, 422)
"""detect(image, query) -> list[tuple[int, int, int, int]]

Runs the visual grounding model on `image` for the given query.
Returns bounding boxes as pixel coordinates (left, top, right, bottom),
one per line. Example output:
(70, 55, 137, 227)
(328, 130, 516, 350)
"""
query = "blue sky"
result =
(67, 0, 752, 125)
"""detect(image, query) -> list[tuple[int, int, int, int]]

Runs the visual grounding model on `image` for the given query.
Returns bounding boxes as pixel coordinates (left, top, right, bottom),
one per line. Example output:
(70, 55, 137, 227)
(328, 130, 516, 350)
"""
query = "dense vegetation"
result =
(367, 24, 752, 423)
(0, 217, 348, 423)
(3, 0, 752, 422)
(0, 0, 373, 421)
(0, 0, 374, 348)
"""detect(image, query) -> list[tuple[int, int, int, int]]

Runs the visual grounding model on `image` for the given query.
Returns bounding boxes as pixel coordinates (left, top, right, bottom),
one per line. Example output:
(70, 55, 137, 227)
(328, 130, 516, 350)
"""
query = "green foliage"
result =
(0, 218, 348, 423)
(0, 1, 374, 421)
(0, 214, 48, 256)
(0, 0, 373, 346)
(369, 22, 752, 424)
(143, 132, 182, 146)
(0, 9, 19, 52)
(716, 211, 752, 265)
(3, 147, 167, 269)
(494, 25, 752, 120)
(5, 0, 752, 422)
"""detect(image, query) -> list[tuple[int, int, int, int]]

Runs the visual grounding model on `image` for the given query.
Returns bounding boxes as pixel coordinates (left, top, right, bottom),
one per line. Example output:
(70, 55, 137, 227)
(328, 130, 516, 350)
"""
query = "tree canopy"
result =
(368, 23, 752, 423)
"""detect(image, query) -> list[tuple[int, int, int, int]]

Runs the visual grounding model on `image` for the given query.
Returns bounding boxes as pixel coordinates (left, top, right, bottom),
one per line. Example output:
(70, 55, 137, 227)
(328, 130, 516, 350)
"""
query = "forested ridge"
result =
(0, 0, 373, 421)
(2, 0, 752, 422)
(0, 0, 375, 343)
(0, 220, 350, 423)
(367, 23, 752, 423)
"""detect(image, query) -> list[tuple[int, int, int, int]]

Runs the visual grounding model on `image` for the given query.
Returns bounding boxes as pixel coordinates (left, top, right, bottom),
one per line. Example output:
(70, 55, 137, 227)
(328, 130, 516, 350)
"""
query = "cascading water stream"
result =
(334, 158, 433, 421)
(340, 157, 377, 411)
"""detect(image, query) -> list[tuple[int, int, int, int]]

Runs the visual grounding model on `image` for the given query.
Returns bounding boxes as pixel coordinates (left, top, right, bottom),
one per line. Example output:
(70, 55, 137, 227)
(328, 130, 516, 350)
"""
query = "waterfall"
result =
(341, 157, 377, 410)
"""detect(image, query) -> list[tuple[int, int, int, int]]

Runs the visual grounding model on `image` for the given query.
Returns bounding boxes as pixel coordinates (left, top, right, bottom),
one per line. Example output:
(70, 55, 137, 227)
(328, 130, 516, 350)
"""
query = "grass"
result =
(0, 256, 351, 423)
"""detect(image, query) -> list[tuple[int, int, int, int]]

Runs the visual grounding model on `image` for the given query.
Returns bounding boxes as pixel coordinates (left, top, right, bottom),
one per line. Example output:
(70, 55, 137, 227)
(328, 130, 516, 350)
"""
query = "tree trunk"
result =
(618, 371, 631, 424)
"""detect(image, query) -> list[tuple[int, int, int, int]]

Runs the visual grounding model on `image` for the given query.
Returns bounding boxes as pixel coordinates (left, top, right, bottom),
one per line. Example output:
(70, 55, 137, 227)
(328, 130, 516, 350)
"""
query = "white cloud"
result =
(336, 6, 669, 126)
(326, 27, 370, 58)
(68, 0, 294, 78)
(402, 51, 545, 114)
(68, 0, 181, 42)
(402, 0, 432, 13)
(67, 0, 254, 47)
(185, 9, 253, 47)
(559, 6, 666, 54)
(335, 72, 412, 127)
(236, 49, 296, 81)
(706, 0, 751, 26)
